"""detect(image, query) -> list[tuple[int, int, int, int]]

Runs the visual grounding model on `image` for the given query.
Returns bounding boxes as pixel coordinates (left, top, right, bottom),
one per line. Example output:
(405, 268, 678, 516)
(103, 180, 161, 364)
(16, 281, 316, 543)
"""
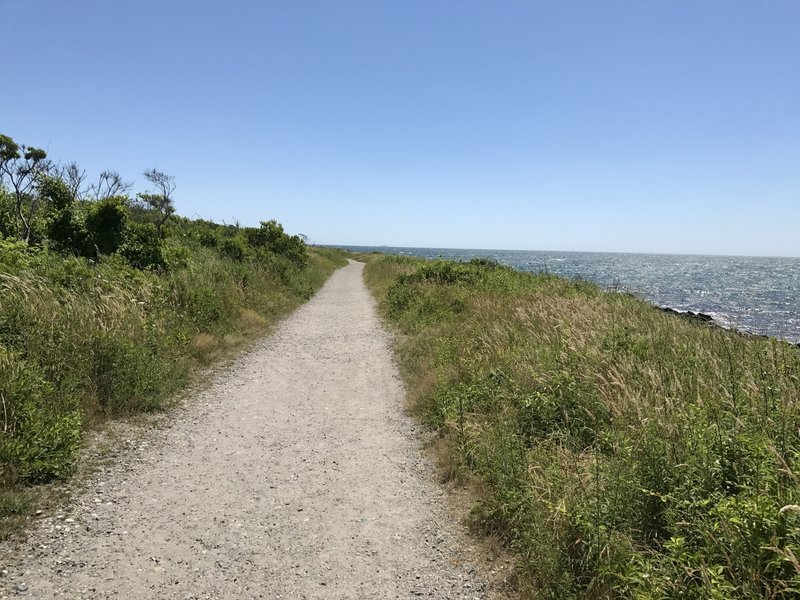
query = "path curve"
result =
(2, 261, 491, 599)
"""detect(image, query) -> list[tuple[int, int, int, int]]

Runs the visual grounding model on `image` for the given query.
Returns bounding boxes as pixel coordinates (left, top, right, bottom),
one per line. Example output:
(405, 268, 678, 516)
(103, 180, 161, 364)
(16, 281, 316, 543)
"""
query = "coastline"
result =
(657, 305, 800, 348)
(359, 252, 800, 598)
(334, 245, 800, 346)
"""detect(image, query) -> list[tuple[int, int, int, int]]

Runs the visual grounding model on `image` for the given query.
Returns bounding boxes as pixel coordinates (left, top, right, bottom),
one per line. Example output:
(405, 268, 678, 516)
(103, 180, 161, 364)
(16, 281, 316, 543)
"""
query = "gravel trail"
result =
(2, 260, 495, 599)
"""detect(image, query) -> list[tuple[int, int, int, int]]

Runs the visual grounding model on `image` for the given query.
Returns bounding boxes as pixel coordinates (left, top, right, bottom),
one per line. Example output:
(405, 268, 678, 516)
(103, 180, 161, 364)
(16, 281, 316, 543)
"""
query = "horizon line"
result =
(319, 243, 800, 261)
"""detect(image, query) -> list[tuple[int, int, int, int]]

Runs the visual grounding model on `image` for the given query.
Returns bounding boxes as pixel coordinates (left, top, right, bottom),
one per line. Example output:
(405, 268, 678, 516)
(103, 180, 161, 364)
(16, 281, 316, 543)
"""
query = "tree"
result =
(0, 134, 50, 242)
(138, 168, 175, 236)
(40, 175, 87, 254)
(61, 162, 86, 201)
(89, 170, 132, 200)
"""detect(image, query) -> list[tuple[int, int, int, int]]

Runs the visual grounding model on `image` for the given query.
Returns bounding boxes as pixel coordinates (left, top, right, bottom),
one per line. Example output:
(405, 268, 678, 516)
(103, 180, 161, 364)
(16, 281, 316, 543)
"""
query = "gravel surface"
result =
(1, 260, 501, 599)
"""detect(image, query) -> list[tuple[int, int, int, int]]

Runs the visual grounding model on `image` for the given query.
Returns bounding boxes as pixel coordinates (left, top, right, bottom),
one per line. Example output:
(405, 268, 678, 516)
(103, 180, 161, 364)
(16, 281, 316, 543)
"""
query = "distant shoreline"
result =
(326, 244, 800, 261)
(335, 245, 800, 346)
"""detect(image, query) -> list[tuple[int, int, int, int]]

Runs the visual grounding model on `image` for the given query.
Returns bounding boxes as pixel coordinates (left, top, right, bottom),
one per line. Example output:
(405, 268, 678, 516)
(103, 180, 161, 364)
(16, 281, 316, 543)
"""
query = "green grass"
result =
(364, 254, 800, 599)
(0, 238, 346, 537)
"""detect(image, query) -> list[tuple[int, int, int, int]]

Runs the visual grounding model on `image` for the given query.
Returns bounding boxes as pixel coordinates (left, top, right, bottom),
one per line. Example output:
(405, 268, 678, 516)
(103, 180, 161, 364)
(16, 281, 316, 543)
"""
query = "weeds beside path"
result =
(0, 243, 346, 538)
(0, 260, 497, 598)
(363, 254, 800, 599)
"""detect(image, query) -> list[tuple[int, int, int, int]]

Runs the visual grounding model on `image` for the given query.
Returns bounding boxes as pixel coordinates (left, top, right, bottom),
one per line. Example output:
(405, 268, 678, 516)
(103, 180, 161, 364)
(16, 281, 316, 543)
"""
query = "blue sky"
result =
(3, 1, 799, 256)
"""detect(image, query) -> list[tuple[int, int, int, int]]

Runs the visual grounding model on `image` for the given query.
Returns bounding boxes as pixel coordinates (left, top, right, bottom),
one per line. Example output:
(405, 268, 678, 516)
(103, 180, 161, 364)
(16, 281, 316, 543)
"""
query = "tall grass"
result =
(0, 241, 346, 532)
(364, 255, 800, 599)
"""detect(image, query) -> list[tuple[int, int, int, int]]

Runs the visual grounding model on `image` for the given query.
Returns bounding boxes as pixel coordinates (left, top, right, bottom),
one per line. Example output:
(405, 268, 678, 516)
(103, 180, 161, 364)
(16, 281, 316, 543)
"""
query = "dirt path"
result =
(2, 261, 496, 599)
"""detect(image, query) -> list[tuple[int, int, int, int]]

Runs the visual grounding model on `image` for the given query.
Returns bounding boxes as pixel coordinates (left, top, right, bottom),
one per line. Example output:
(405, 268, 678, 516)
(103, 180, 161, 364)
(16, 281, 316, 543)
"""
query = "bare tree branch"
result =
(90, 170, 133, 200)
(62, 161, 86, 200)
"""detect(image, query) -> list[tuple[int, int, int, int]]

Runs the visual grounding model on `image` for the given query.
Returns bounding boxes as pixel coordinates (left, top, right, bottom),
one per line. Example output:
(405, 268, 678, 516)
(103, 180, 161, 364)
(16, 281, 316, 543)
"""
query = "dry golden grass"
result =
(239, 308, 267, 329)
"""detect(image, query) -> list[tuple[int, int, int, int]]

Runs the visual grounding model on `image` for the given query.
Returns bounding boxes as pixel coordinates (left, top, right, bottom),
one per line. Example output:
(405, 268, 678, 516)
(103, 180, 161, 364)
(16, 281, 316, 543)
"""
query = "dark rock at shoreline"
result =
(660, 307, 715, 323)
(660, 306, 800, 348)
(688, 311, 714, 322)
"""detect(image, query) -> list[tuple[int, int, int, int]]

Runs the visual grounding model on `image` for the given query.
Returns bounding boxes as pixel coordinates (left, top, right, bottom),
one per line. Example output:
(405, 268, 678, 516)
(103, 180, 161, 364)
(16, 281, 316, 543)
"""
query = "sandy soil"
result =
(1, 261, 500, 599)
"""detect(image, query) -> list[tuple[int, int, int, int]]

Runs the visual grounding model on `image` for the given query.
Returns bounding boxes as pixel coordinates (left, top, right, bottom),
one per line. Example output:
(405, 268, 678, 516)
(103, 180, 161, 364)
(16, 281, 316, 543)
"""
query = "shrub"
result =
(0, 236, 43, 272)
(197, 228, 219, 248)
(219, 237, 247, 261)
(85, 196, 128, 255)
(120, 222, 165, 270)
(0, 188, 16, 239)
(39, 176, 87, 255)
(244, 219, 307, 266)
(0, 348, 82, 484)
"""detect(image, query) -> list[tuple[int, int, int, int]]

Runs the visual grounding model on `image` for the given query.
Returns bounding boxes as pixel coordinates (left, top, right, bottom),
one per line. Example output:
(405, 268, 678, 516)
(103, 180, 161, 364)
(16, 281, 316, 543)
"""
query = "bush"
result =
(244, 219, 307, 266)
(120, 222, 165, 270)
(219, 237, 247, 261)
(85, 196, 128, 255)
(0, 236, 43, 272)
(0, 348, 82, 484)
(40, 177, 88, 255)
(197, 229, 219, 248)
(0, 188, 16, 239)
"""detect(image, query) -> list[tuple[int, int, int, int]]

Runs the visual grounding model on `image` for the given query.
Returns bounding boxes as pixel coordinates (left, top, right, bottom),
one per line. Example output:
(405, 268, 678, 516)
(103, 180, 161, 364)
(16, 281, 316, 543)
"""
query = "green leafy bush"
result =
(84, 197, 128, 255)
(244, 219, 307, 266)
(219, 237, 247, 261)
(197, 228, 219, 248)
(120, 222, 165, 269)
(0, 348, 82, 484)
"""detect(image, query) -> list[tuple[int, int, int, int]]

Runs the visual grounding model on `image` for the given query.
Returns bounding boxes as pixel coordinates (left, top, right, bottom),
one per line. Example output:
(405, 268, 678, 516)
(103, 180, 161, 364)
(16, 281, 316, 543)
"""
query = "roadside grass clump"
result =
(364, 254, 800, 599)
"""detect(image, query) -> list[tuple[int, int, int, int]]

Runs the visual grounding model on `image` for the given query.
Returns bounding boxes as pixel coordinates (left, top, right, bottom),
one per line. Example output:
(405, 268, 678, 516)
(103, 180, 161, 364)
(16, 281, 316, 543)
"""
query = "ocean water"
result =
(338, 246, 800, 344)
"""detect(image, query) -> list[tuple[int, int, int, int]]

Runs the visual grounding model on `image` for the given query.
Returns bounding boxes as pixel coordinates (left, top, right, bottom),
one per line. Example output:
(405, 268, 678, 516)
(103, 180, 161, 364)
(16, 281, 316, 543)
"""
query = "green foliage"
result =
(0, 134, 49, 242)
(197, 228, 219, 248)
(0, 131, 348, 532)
(0, 402, 83, 485)
(85, 197, 128, 255)
(162, 239, 190, 270)
(0, 236, 43, 272)
(138, 168, 176, 236)
(244, 219, 307, 266)
(0, 240, 345, 509)
(0, 188, 16, 237)
(0, 348, 82, 484)
(40, 177, 88, 254)
(24, 147, 46, 162)
(0, 135, 21, 163)
(366, 255, 800, 599)
(120, 222, 165, 269)
(219, 237, 246, 261)
(38, 175, 73, 211)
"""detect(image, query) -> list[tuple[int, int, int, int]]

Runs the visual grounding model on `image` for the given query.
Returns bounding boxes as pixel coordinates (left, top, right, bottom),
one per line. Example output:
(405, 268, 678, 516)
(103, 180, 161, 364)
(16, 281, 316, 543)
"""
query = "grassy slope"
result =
(363, 254, 800, 599)
(0, 243, 347, 536)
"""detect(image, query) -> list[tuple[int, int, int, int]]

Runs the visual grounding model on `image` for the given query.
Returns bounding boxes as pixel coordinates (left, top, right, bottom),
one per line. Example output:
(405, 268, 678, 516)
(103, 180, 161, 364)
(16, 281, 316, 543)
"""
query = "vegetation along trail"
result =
(1, 260, 492, 599)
